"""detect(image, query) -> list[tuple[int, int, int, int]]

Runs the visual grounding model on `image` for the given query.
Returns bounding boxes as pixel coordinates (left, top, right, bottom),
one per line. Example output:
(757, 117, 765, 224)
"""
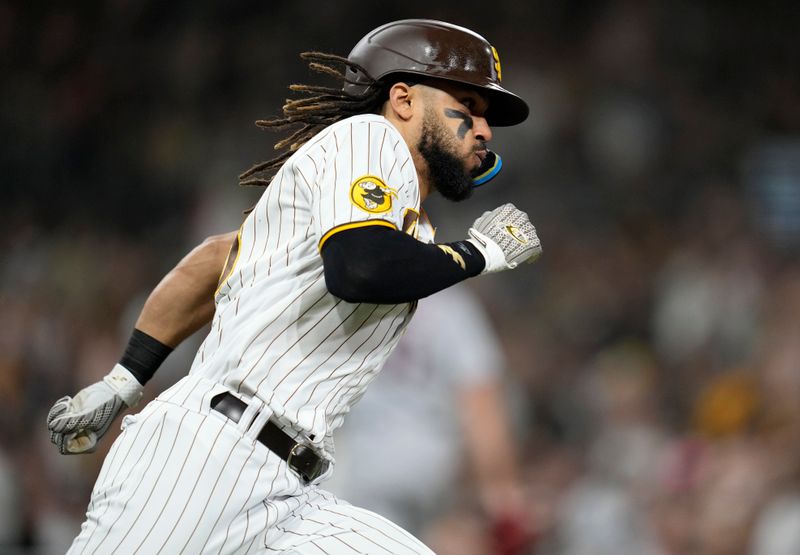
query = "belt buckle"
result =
(286, 443, 302, 468)
(287, 443, 325, 483)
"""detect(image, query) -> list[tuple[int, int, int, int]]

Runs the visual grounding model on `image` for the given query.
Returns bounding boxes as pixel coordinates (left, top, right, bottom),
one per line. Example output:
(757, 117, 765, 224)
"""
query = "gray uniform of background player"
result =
(329, 285, 506, 533)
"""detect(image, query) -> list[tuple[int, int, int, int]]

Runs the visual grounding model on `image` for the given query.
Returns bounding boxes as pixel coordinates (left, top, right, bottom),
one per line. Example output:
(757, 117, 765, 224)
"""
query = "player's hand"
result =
(490, 512, 536, 555)
(47, 364, 144, 455)
(467, 203, 542, 274)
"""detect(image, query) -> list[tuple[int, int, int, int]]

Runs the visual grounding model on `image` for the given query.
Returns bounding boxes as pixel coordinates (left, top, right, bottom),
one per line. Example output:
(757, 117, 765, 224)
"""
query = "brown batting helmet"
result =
(344, 19, 529, 127)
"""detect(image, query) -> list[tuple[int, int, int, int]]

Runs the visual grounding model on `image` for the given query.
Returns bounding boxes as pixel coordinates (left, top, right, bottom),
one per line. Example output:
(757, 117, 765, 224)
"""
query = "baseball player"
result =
(327, 285, 532, 553)
(47, 19, 540, 554)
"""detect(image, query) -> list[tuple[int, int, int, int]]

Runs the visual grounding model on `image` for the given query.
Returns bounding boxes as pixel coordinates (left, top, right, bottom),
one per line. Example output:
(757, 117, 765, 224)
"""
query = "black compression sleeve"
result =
(119, 329, 174, 385)
(321, 226, 485, 304)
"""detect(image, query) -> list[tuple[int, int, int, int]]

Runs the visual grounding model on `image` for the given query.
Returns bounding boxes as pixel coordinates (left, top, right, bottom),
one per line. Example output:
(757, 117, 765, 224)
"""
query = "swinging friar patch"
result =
(350, 175, 397, 214)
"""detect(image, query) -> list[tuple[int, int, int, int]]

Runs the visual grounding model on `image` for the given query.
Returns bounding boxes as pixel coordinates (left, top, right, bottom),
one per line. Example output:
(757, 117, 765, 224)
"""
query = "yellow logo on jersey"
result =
(437, 244, 466, 270)
(504, 224, 528, 244)
(350, 175, 397, 214)
(491, 46, 502, 82)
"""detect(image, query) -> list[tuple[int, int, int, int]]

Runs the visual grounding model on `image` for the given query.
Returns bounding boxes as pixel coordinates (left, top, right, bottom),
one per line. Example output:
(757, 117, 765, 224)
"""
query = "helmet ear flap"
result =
(472, 150, 502, 187)
(343, 61, 379, 97)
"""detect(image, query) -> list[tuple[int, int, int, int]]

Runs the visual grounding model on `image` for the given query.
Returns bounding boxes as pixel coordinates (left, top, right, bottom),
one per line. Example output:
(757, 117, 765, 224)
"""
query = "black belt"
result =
(210, 392, 328, 483)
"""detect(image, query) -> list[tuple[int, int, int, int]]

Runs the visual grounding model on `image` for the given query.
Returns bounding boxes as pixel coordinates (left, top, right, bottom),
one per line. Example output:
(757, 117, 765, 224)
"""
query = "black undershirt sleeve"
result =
(320, 225, 486, 304)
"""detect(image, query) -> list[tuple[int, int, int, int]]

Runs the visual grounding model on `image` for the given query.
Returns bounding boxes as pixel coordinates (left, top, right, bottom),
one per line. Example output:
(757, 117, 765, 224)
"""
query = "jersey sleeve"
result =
(310, 118, 419, 250)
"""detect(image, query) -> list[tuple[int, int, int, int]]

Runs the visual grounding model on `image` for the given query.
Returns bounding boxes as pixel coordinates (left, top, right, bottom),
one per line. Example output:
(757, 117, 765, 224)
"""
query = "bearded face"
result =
(417, 107, 475, 202)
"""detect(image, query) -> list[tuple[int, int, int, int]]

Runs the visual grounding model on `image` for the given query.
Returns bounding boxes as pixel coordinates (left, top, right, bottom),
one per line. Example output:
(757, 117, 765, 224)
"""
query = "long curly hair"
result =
(238, 52, 385, 188)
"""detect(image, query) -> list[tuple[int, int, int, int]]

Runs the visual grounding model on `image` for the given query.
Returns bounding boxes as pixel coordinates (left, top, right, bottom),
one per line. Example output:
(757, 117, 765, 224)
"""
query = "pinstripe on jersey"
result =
(191, 114, 434, 458)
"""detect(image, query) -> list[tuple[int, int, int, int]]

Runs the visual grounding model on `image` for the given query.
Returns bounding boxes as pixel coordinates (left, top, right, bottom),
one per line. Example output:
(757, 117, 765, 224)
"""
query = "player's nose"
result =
(472, 116, 492, 143)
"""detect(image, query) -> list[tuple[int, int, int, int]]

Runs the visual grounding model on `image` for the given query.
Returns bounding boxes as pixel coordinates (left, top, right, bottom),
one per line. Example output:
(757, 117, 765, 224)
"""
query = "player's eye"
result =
(460, 94, 488, 117)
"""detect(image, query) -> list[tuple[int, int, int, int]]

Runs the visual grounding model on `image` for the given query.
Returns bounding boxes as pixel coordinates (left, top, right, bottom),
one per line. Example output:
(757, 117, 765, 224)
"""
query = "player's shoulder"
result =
(326, 114, 404, 142)
(285, 115, 394, 164)
(294, 115, 410, 169)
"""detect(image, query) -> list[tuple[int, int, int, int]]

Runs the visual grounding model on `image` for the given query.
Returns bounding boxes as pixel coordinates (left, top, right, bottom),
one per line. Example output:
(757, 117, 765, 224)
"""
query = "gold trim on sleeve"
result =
(318, 220, 398, 251)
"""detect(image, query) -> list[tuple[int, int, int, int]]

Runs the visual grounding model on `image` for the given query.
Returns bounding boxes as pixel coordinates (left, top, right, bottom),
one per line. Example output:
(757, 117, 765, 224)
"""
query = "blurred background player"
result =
(328, 285, 532, 555)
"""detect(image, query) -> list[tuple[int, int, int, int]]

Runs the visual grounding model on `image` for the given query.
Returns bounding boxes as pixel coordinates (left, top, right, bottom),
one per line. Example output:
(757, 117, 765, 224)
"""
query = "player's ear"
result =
(385, 82, 416, 121)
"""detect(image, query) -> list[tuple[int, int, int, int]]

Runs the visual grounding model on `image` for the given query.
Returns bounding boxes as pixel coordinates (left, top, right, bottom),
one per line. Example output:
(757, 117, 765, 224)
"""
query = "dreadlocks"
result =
(238, 52, 385, 188)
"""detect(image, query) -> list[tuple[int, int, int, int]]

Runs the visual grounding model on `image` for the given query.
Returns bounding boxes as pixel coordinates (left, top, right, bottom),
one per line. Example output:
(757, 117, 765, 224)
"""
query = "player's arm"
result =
(459, 382, 534, 554)
(321, 203, 541, 304)
(322, 226, 482, 303)
(46, 231, 236, 455)
(135, 231, 236, 348)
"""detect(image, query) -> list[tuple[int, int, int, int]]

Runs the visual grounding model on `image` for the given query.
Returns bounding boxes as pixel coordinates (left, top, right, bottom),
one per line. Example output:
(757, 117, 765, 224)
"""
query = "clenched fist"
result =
(47, 364, 143, 454)
(467, 203, 542, 273)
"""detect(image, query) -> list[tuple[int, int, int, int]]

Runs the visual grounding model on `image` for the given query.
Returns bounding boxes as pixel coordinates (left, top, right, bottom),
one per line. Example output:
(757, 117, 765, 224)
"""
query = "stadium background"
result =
(2, 1, 799, 553)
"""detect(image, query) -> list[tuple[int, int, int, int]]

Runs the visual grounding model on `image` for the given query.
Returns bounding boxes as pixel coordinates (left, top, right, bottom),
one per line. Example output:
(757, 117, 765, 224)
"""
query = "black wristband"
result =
(119, 329, 174, 386)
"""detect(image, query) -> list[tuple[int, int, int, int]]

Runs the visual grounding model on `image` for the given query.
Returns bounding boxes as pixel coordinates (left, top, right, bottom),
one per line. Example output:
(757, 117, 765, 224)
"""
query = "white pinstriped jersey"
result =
(190, 114, 434, 458)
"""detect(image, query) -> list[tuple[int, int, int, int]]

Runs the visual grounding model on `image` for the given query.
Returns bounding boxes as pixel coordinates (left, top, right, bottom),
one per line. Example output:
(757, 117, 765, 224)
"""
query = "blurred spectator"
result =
(0, 451, 21, 547)
(751, 493, 800, 555)
(553, 343, 667, 555)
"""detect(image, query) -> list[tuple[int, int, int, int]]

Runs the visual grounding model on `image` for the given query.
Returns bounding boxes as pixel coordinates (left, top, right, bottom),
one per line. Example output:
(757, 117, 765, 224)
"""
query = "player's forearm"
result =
(321, 226, 485, 304)
(46, 232, 237, 454)
(459, 382, 525, 516)
(136, 232, 236, 347)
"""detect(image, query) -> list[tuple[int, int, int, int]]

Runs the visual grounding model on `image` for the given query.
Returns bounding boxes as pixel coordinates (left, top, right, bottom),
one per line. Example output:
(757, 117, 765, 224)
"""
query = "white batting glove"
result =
(47, 364, 143, 455)
(467, 203, 542, 274)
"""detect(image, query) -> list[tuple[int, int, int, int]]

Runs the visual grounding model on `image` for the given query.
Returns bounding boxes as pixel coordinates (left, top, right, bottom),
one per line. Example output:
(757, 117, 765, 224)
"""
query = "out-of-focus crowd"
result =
(2, 1, 798, 554)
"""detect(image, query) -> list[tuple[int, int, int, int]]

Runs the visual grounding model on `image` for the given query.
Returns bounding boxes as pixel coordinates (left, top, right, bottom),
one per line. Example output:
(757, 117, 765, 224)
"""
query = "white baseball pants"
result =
(67, 375, 434, 554)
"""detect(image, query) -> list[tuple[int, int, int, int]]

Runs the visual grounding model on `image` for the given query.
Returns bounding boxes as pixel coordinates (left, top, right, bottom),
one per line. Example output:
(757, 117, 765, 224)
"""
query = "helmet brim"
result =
(384, 73, 530, 127)
(481, 83, 530, 127)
